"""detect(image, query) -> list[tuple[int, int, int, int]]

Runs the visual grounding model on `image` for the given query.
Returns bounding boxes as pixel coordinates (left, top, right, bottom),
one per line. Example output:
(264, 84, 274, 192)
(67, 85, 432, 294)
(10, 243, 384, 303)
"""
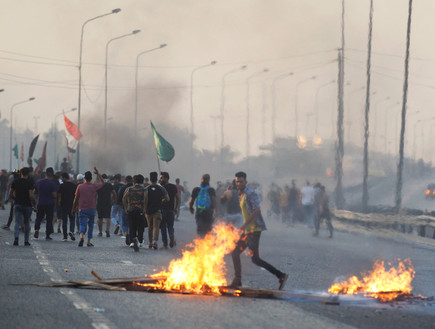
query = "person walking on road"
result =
(230, 171, 288, 290)
(144, 172, 169, 250)
(34, 167, 57, 241)
(7, 167, 36, 246)
(189, 174, 218, 237)
(314, 184, 333, 238)
(72, 167, 104, 247)
(57, 172, 77, 241)
(301, 180, 316, 230)
(122, 174, 147, 252)
(96, 174, 116, 238)
(159, 172, 179, 248)
(111, 174, 123, 235)
(174, 178, 184, 221)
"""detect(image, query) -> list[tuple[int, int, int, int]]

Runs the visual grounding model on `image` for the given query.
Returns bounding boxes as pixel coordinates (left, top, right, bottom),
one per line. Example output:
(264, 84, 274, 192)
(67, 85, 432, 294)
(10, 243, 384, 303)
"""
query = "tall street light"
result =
(135, 44, 167, 141)
(294, 76, 316, 137)
(53, 108, 77, 165)
(272, 72, 293, 146)
(246, 69, 268, 160)
(104, 29, 141, 146)
(9, 97, 36, 170)
(76, 8, 121, 173)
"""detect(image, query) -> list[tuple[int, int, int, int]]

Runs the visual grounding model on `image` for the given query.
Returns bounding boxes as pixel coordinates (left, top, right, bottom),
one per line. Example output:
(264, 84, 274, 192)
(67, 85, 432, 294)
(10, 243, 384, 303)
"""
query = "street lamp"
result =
(9, 97, 36, 170)
(135, 44, 167, 141)
(313, 80, 335, 136)
(104, 29, 141, 146)
(76, 8, 121, 173)
(246, 69, 268, 160)
(220, 65, 247, 151)
(272, 72, 293, 145)
(53, 108, 77, 165)
(294, 76, 316, 137)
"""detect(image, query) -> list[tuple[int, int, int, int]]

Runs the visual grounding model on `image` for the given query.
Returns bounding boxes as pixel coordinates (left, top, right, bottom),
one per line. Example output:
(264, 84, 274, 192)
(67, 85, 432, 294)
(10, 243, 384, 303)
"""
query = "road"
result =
(0, 204, 434, 329)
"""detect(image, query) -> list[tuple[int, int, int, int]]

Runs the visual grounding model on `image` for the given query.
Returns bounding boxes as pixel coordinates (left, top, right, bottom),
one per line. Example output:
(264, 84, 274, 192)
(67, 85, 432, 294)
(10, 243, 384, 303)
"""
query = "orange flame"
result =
(328, 259, 415, 301)
(146, 222, 240, 294)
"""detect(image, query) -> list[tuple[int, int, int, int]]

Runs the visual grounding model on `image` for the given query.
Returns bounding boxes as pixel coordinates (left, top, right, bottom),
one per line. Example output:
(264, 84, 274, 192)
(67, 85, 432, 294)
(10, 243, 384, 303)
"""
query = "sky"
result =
(1, 0, 435, 170)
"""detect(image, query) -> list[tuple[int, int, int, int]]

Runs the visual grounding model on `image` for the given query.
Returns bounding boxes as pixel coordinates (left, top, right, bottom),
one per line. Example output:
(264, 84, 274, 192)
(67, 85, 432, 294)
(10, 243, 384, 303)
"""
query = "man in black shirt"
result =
(96, 174, 116, 237)
(189, 174, 218, 237)
(57, 172, 77, 241)
(144, 172, 168, 249)
(7, 167, 36, 246)
(159, 172, 179, 248)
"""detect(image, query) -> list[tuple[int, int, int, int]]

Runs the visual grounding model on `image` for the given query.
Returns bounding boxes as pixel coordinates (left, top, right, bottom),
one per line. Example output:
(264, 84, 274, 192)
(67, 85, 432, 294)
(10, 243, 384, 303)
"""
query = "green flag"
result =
(150, 121, 175, 162)
(12, 144, 18, 159)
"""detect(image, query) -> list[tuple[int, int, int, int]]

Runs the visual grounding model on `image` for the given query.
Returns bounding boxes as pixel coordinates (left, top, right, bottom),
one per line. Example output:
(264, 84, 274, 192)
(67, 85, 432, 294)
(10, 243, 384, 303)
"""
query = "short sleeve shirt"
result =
(35, 178, 57, 205)
(75, 182, 103, 210)
(11, 178, 34, 207)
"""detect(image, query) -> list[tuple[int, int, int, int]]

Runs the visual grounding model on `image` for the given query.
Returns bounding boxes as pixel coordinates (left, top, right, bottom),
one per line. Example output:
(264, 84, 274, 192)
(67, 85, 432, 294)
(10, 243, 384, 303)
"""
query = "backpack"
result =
(196, 185, 211, 211)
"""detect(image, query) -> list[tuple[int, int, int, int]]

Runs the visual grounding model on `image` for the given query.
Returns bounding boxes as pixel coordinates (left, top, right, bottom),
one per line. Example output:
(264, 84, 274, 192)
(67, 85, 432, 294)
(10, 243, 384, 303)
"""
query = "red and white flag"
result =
(64, 112, 82, 153)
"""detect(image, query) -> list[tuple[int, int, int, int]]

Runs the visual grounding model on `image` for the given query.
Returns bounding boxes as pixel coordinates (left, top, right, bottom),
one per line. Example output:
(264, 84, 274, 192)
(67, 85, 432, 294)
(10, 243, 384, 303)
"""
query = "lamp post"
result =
(294, 76, 316, 137)
(104, 29, 141, 146)
(272, 72, 293, 145)
(53, 108, 77, 165)
(313, 80, 335, 136)
(9, 97, 36, 170)
(134, 44, 167, 141)
(246, 69, 268, 160)
(76, 8, 121, 174)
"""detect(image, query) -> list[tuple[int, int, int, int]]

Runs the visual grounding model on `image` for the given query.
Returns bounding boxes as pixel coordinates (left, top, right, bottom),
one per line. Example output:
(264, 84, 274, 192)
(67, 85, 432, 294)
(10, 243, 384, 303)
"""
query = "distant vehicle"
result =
(425, 184, 435, 199)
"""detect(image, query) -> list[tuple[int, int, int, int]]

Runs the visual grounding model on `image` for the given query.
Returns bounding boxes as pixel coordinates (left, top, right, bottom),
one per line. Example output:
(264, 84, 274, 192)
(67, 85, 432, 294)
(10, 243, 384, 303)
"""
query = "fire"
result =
(328, 259, 416, 301)
(142, 222, 240, 294)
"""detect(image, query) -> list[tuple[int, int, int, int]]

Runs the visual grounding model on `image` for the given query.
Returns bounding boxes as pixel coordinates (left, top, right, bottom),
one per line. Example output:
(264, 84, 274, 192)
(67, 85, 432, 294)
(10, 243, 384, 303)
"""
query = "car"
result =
(425, 183, 435, 199)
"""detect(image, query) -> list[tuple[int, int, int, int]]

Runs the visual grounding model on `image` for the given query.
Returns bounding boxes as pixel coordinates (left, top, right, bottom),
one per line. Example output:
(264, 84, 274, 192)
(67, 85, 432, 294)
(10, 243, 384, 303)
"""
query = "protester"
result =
(57, 172, 77, 241)
(220, 179, 242, 228)
(72, 167, 104, 247)
(314, 184, 333, 238)
(174, 178, 185, 221)
(301, 180, 316, 230)
(144, 172, 169, 249)
(159, 172, 179, 249)
(230, 171, 288, 290)
(96, 174, 116, 238)
(118, 175, 133, 243)
(189, 174, 218, 237)
(287, 180, 300, 226)
(111, 174, 123, 235)
(122, 174, 147, 252)
(2, 170, 19, 230)
(34, 167, 57, 241)
(7, 167, 36, 246)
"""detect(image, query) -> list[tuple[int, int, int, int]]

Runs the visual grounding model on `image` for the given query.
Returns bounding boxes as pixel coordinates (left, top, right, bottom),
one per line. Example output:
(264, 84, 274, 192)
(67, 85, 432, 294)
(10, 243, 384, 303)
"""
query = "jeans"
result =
(60, 207, 75, 238)
(35, 204, 54, 237)
(195, 209, 214, 237)
(160, 209, 175, 247)
(127, 210, 146, 243)
(146, 212, 162, 245)
(231, 231, 282, 281)
(78, 208, 96, 239)
(111, 205, 123, 226)
(14, 204, 32, 242)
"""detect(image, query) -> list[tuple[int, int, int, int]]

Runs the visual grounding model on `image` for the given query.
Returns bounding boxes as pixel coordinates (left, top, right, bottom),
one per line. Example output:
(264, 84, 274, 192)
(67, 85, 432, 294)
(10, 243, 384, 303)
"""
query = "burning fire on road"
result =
(328, 259, 417, 302)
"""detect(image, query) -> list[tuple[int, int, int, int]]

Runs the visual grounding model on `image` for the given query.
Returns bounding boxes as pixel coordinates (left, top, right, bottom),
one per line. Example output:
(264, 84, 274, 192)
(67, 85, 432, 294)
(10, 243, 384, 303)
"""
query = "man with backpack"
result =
(189, 174, 218, 237)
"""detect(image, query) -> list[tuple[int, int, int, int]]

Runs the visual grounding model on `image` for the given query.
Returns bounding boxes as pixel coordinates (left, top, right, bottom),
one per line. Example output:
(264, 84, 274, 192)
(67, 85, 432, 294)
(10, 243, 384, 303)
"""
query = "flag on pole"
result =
(12, 144, 18, 159)
(28, 135, 39, 166)
(64, 112, 82, 153)
(34, 141, 47, 174)
(20, 144, 24, 161)
(150, 121, 175, 162)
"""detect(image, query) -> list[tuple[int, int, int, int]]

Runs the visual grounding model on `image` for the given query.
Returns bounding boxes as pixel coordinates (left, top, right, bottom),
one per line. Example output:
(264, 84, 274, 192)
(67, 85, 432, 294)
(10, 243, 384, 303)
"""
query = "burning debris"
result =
(328, 259, 417, 302)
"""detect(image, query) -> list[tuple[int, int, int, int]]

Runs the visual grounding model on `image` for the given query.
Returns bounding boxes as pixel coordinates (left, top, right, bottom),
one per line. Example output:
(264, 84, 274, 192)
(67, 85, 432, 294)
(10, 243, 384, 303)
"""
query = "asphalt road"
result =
(0, 205, 434, 329)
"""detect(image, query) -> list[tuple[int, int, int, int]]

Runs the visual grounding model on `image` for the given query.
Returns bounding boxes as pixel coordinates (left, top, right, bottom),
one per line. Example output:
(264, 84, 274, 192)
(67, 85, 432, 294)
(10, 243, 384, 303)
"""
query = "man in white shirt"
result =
(301, 181, 316, 230)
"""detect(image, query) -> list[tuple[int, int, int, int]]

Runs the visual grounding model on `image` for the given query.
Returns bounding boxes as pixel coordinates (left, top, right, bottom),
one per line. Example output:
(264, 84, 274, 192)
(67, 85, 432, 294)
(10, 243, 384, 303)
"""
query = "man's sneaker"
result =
(113, 225, 120, 235)
(139, 243, 144, 248)
(45, 236, 53, 241)
(69, 232, 76, 241)
(24, 241, 31, 246)
(2, 225, 10, 230)
(13, 238, 18, 246)
(129, 243, 134, 248)
(62, 237, 68, 241)
(169, 237, 176, 248)
(78, 238, 84, 247)
(152, 242, 158, 250)
(106, 230, 110, 238)
(97, 232, 102, 237)
(228, 278, 242, 288)
(160, 245, 168, 250)
(125, 234, 131, 245)
(278, 273, 288, 290)
(133, 237, 139, 252)
(34, 230, 39, 239)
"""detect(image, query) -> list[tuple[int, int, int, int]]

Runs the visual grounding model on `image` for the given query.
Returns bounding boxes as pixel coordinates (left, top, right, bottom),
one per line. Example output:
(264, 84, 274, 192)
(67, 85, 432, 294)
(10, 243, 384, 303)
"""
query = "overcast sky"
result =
(1, 0, 435, 163)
